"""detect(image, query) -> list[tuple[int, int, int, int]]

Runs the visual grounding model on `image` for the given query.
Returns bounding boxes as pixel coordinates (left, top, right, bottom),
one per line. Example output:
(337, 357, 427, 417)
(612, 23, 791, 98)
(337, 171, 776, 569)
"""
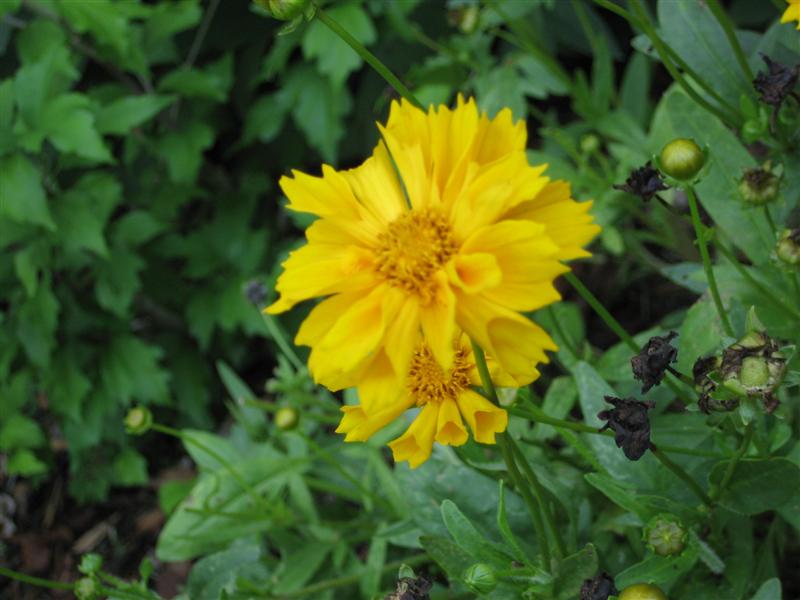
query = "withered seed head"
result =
(613, 162, 669, 202)
(631, 331, 678, 393)
(581, 572, 618, 600)
(598, 396, 654, 461)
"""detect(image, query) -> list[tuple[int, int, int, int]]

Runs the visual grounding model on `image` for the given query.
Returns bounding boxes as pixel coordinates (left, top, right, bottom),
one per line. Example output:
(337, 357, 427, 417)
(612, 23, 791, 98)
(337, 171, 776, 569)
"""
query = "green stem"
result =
(546, 305, 579, 359)
(152, 423, 271, 512)
(316, 8, 421, 108)
(627, 0, 739, 127)
(271, 554, 428, 598)
(711, 423, 754, 504)
(706, 0, 754, 82)
(650, 444, 713, 507)
(715, 242, 800, 322)
(260, 313, 305, 372)
(0, 567, 74, 591)
(507, 435, 568, 558)
(763, 207, 777, 238)
(685, 185, 735, 337)
(471, 341, 552, 569)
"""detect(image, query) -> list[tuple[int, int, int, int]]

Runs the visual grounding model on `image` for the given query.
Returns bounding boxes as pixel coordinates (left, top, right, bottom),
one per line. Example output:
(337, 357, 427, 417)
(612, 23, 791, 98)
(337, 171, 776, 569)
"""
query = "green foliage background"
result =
(1, 0, 800, 599)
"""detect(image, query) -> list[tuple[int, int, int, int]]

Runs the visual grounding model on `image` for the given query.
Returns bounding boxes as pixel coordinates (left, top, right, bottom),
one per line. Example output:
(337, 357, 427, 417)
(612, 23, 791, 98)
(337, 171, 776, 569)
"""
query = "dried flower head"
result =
(385, 575, 432, 600)
(776, 228, 800, 266)
(631, 331, 678, 393)
(580, 572, 618, 600)
(753, 54, 800, 132)
(613, 162, 669, 202)
(739, 165, 780, 205)
(721, 331, 786, 413)
(598, 396, 654, 461)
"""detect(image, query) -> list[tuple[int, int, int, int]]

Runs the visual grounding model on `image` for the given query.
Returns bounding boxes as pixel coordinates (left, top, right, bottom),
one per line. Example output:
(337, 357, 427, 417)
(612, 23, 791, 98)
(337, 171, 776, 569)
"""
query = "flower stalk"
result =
(649, 444, 713, 507)
(710, 423, 754, 504)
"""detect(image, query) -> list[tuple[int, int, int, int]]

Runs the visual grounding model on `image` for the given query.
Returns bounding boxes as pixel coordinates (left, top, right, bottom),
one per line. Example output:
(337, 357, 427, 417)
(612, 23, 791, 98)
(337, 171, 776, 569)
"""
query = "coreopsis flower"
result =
(781, 0, 800, 30)
(267, 96, 600, 390)
(336, 333, 513, 468)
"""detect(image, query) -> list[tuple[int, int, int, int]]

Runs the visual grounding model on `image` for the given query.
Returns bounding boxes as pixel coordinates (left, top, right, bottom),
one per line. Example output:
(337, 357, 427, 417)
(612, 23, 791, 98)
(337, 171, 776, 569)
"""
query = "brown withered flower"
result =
(598, 396, 654, 461)
(613, 162, 669, 202)
(631, 331, 678, 393)
(385, 575, 432, 600)
(581, 572, 618, 600)
(752, 54, 800, 132)
(693, 355, 738, 414)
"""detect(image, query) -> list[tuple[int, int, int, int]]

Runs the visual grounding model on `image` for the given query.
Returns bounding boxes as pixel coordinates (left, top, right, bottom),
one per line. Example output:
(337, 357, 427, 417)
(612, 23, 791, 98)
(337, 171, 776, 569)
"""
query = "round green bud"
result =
(659, 138, 705, 181)
(618, 583, 669, 600)
(253, 0, 311, 20)
(776, 229, 800, 266)
(644, 515, 687, 557)
(124, 406, 153, 436)
(78, 553, 103, 575)
(274, 406, 299, 431)
(580, 133, 601, 154)
(463, 563, 497, 595)
(74, 577, 101, 600)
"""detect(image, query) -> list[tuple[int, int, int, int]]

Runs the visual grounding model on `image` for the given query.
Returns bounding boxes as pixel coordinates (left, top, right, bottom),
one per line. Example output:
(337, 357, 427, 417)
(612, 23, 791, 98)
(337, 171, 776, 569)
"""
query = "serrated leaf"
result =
(156, 121, 214, 183)
(7, 449, 48, 476)
(41, 94, 112, 162)
(243, 92, 290, 145)
(46, 354, 91, 423)
(0, 153, 54, 230)
(100, 335, 169, 405)
(112, 447, 149, 486)
(302, 3, 376, 87)
(158, 54, 233, 101)
(186, 540, 269, 600)
(95, 94, 175, 135)
(13, 240, 48, 297)
(15, 281, 59, 368)
(94, 248, 144, 315)
(56, 0, 130, 58)
(0, 413, 46, 451)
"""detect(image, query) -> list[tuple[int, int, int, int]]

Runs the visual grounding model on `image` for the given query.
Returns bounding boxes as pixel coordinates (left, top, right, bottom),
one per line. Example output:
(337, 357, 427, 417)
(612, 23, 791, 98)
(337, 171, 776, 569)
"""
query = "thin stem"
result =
(0, 567, 74, 591)
(184, 0, 221, 67)
(650, 444, 713, 507)
(685, 185, 735, 337)
(545, 305, 579, 358)
(706, 0, 754, 82)
(272, 554, 428, 598)
(507, 435, 568, 558)
(471, 341, 552, 569)
(715, 242, 800, 321)
(151, 423, 271, 512)
(316, 9, 421, 109)
(711, 423, 754, 504)
(627, 0, 739, 128)
(260, 313, 305, 372)
(763, 207, 777, 238)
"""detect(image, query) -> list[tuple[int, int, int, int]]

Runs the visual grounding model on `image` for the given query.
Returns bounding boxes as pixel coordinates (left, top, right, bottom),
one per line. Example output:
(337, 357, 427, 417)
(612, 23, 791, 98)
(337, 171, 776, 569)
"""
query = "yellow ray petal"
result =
(383, 295, 422, 384)
(435, 397, 469, 446)
(389, 403, 440, 468)
(420, 271, 456, 370)
(336, 397, 414, 442)
(341, 143, 408, 224)
(447, 253, 502, 295)
(456, 388, 508, 444)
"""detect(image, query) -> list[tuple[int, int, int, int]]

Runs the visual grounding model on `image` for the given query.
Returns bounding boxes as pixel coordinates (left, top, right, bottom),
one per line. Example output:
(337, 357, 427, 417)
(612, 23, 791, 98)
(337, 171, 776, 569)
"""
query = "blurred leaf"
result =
(243, 92, 291, 145)
(750, 578, 781, 600)
(0, 413, 46, 450)
(100, 335, 169, 405)
(709, 458, 800, 515)
(41, 93, 113, 162)
(7, 449, 48, 476)
(302, 3, 376, 87)
(0, 153, 54, 230)
(615, 540, 699, 591)
(112, 447, 149, 486)
(95, 94, 175, 135)
(360, 536, 387, 598)
(441, 499, 513, 567)
(156, 120, 214, 183)
(13, 240, 48, 297)
(94, 248, 144, 315)
(56, 0, 130, 58)
(186, 539, 270, 600)
(158, 54, 233, 101)
(15, 281, 59, 368)
(419, 534, 473, 583)
(554, 544, 598, 600)
(46, 354, 91, 423)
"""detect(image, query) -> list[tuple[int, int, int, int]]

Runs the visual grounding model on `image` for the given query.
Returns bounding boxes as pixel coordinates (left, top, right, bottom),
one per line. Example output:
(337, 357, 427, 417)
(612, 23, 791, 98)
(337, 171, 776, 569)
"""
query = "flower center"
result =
(374, 208, 457, 300)
(407, 344, 471, 405)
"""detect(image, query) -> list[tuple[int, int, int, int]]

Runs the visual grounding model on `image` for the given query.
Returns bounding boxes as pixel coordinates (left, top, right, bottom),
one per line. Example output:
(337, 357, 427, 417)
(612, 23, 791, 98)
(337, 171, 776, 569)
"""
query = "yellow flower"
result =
(336, 334, 513, 468)
(781, 0, 800, 29)
(268, 96, 600, 389)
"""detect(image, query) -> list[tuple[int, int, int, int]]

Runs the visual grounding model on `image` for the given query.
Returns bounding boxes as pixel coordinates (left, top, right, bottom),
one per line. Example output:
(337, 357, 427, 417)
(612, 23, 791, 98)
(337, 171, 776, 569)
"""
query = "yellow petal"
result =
(389, 403, 439, 468)
(336, 398, 414, 442)
(419, 270, 456, 370)
(295, 290, 367, 347)
(447, 253, 502, 295)
(357, 350, 404, 414)
(456, 388, 508, 444)
(435, 398, 469, 446)
(383, 296, 421, 384)
(341, 143, 408, 224)
(280, 166, 361, 219)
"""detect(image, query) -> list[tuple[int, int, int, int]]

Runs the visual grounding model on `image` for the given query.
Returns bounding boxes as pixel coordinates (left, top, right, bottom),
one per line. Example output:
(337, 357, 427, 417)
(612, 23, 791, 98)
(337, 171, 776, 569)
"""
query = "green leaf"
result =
(53, 188, 110, 258)
(243, 92, 291, 145)
(419, 534, 474, 583)
(15, 282, 59, 368)
(709, 458, 800, 515)
(56, 0, 130, 58)
(158, 54, 233, 101)
(620, 51, 653, 126)
(95, 94, 175, 135)
(441, 499, 513, 567)
(186, 540, 269, 600)
(46, 354, 91, 423)
(676, 297, 725, 375)
(112, 447, 149, 486)
(100, 335, 169, 405)
(40, 94, 112, 162)
(0, 413, 46, 450)
(94, 248, 144, 315)
(158, 480, 195, 515)
(615, 541, 699, 591)
(553, 544, 598, 600)
(360, 535, 387, 598)
(180, 429, 242, 472)
(13, 240, 49, 297)
(750, 578, 781, 600)
(7, 449, 48, 477)
(584, 473, 696, 523)
(272, 543, 333, 594)
(0, 153, 54, 230)
(156, 120, 214, 183)
(497, 481, 530, 566)
(0, 0, 20, 18)
(283, 65, 351, 163)
(302, 3, 376, 87)
(0, 79, 15, 155)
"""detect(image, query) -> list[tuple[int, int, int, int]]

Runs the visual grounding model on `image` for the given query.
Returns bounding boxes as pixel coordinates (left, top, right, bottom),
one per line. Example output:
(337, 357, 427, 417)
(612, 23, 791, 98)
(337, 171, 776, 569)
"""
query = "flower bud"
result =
(776, 229, 800, 266)
(74, 577, 101, 600)
(739, 166, 779, 205)
(618, 583, 669, 600)
(721, 330, 786, 413)
(274, 406, 299, 431)
(659, 138, 705, 181)
(79, 553, 103, 575)
(580, 134, 600, 154)
(124, 406, 153, 436)
(253, 0, 312, 20)
(644, 515, 686, 556)
(463, 563, 497, 595)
